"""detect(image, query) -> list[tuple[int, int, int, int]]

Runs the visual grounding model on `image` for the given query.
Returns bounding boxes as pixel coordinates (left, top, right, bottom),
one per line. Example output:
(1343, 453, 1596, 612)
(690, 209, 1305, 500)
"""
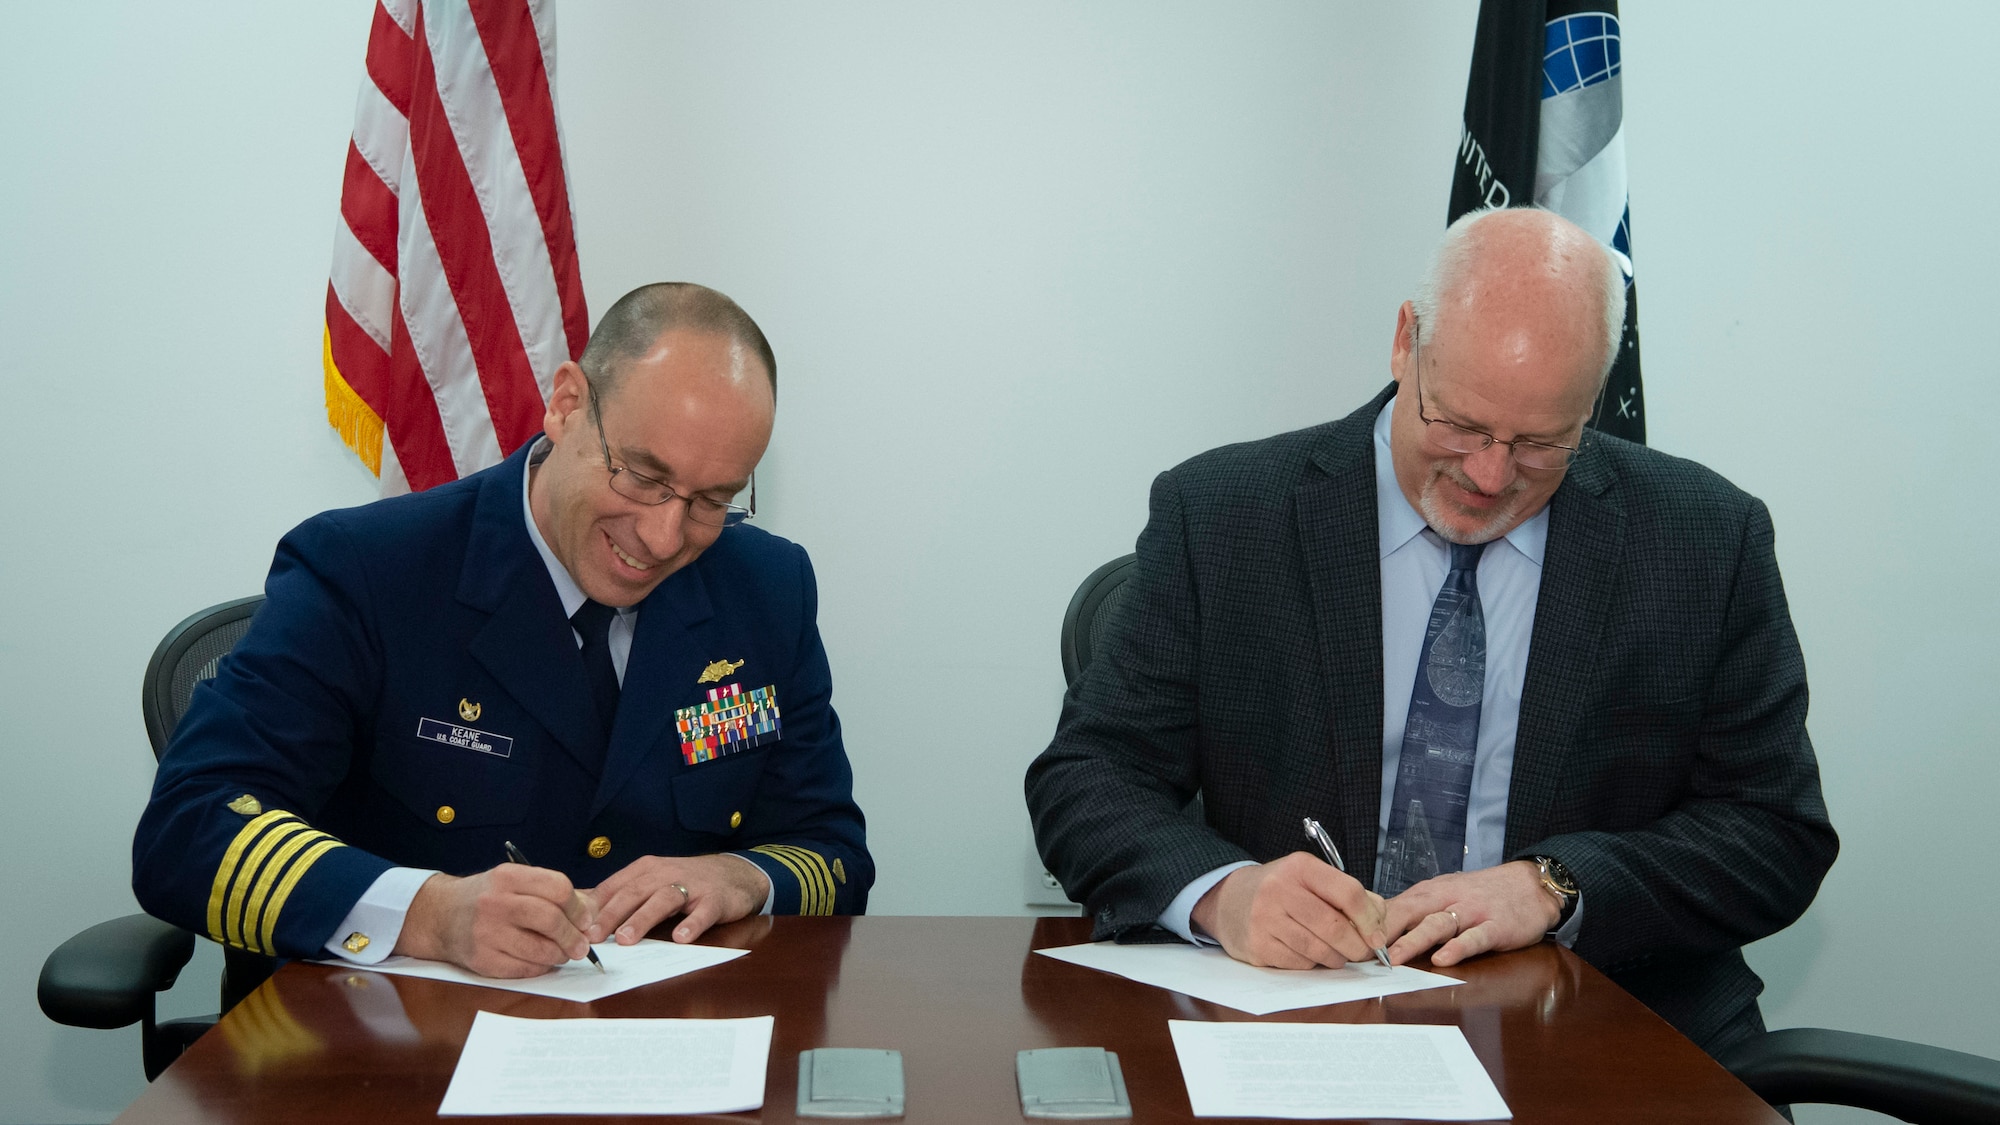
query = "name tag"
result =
(416, 718, 514, 758)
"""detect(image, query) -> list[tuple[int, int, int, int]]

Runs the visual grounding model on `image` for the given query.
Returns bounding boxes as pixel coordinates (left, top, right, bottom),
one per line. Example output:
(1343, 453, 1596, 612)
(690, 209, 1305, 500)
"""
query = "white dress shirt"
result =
(1159, 400, 1582, 946)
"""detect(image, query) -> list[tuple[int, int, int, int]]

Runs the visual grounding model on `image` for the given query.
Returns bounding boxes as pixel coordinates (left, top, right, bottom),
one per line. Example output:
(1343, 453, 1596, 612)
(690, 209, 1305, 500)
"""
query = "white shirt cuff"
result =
(1550, 890, 1584, 947)
(1158, 861, 1259, 944)
(322, 866, 438, 964)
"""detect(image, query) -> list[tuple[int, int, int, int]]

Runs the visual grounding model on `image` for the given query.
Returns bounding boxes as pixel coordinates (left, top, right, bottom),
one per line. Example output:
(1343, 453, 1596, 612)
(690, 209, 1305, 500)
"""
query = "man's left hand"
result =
(587, 854, 771, 946)
(1383, 860, 1562, 967)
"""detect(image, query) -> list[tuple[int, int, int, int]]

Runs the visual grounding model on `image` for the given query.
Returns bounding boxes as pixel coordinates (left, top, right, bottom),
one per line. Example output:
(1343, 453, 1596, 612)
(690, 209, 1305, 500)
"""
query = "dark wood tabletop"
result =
(116, 915, 1781, 1124)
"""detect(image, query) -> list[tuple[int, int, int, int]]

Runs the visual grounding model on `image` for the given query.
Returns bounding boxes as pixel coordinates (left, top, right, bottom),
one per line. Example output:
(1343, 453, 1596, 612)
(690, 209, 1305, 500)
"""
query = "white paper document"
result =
(1036, 941, 1460, 1015)
(439, 1011, 774, 1116)
(1169, 1020, 1511, 1120)
(314, 938, 746, 1002)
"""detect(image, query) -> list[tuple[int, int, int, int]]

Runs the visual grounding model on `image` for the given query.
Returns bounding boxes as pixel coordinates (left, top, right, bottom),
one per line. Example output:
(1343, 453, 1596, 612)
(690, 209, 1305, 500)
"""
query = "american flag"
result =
(322, 0, 588, 493)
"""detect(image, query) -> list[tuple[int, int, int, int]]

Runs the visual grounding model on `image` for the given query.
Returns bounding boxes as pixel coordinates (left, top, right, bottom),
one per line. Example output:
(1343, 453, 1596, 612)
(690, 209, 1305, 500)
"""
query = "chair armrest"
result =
(1720, 1027, 2000, 1125)
(39, 914, 198, 1029)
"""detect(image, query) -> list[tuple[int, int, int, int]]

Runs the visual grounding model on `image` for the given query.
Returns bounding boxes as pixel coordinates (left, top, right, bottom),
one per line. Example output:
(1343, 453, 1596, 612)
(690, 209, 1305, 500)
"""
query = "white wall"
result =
(0, 3, 1990, 1122)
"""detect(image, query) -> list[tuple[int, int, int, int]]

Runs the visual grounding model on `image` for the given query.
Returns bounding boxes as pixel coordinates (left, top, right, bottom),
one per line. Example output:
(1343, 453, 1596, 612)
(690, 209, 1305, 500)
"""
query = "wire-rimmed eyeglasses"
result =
(587, 383, 755, 527)
(1409, 322, 1582, 472)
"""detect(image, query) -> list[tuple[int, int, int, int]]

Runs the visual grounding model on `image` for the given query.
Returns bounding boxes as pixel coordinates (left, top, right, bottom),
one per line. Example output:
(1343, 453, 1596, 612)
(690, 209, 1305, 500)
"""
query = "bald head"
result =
(580, 282, 776, 402)
(1411, 207, 1625, 389)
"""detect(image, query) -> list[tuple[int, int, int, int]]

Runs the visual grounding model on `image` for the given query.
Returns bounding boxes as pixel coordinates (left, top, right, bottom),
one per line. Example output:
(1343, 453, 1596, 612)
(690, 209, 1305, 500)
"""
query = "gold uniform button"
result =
(729, 810, 743, 829)
(435, 805, 455, 824)
(587, 835, 612, 859)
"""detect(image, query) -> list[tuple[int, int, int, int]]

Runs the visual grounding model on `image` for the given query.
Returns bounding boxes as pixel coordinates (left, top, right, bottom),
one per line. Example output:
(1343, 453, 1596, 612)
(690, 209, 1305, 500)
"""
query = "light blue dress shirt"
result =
(1159, 400, 1581, 946)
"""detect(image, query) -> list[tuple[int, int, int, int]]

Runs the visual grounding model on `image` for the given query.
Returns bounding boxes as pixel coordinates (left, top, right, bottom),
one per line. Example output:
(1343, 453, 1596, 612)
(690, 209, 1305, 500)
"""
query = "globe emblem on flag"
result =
(1426, 604, 1486, 708)
(1542, 12, 1621, 100)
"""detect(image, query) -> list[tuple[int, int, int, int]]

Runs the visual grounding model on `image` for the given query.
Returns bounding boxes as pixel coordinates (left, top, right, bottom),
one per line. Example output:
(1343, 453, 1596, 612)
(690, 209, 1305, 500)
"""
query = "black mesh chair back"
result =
(1060, 554, 1136, 688)
(142, 595, 264, 757)
(39, 594, 269, 1080)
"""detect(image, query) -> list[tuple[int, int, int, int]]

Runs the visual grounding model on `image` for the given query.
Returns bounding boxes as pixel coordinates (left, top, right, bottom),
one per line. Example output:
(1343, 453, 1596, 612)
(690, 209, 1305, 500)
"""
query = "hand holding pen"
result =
(1303, 817, 1394, 967)
(504, 840, 605, 973)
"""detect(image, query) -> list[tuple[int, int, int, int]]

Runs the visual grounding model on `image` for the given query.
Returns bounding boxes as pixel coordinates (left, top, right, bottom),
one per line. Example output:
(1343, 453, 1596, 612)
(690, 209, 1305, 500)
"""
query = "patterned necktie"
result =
(569, 599, 621, 771)
(1378, 539, 1487, 896)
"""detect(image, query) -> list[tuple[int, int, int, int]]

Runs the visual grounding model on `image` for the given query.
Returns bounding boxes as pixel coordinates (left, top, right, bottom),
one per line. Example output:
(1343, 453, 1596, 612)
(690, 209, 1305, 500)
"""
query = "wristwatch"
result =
(1531, 855, 1580, 930)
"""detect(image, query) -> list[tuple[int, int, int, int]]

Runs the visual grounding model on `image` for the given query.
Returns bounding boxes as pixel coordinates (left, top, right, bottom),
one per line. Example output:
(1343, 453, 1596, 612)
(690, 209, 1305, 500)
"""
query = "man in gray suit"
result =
(1025, 207, 1836, 1057)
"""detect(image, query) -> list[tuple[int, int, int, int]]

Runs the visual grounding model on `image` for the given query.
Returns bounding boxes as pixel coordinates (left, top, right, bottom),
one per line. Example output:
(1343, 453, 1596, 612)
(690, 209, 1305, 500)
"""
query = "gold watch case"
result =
(1533, 854, 1579, 922)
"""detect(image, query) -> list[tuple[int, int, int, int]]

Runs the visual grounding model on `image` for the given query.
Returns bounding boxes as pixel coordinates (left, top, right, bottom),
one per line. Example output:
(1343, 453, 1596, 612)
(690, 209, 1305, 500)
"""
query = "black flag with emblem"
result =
(1448, 0, 1644, 443)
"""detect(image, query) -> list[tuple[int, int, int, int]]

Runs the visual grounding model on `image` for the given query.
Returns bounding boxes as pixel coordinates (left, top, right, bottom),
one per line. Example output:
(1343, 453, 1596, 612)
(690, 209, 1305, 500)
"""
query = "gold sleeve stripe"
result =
(767, 846, 837, 911)
(258, 839, 344, 954)
(241, 829, 340, 951)
(749, 846, 818, 915)
(751, 845, 837, 915)
(203, 808, 346, 953)
(774, 846, 837, 914)
(206, 810, 298, 943)
(223, 821, 315, 948)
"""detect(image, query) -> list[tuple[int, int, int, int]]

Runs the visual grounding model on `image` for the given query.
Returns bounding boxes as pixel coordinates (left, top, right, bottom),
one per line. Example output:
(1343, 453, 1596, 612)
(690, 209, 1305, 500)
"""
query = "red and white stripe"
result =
(323, 0, 587, 493)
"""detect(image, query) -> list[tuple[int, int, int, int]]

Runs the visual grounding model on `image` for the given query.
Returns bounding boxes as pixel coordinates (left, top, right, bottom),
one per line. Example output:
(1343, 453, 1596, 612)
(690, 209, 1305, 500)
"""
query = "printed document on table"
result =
(440, 1011, 774, 1116)
(1169, 1020, 1510, 1120)
(1036, 941, 1459, 1015)
(313, 938, 746, 1002)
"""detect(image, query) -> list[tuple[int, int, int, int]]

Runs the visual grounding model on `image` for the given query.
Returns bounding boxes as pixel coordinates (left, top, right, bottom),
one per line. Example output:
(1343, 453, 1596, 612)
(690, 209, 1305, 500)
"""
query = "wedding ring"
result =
(1445, 908, 1461, 935)
(671, 882, 690, 903)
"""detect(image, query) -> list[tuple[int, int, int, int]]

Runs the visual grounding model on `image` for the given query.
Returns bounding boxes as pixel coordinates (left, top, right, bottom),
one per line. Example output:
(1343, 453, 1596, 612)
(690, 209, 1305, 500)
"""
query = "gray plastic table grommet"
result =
(797, 1048, 905, 1118)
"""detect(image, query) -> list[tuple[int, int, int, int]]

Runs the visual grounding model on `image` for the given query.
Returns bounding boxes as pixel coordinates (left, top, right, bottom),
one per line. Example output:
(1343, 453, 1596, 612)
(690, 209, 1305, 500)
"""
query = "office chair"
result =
(1059, 553, 1136, 688)
(38, 595, 271, 1080)
(1718, 1027, 2000, 1125)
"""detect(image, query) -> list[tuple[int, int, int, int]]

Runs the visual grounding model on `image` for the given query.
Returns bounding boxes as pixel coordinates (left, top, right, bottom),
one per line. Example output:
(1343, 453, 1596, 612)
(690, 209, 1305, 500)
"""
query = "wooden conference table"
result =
(117, 915, 1781, 1124)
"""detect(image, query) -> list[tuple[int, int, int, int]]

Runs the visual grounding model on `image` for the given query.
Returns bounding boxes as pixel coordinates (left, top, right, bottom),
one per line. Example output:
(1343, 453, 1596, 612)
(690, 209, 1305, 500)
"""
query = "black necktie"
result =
(569, 600, 621, 768)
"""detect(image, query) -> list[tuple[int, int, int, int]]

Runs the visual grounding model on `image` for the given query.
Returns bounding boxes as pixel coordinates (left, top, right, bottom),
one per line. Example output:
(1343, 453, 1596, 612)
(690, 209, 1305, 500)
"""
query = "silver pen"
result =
(1302, 817, 1393, 968)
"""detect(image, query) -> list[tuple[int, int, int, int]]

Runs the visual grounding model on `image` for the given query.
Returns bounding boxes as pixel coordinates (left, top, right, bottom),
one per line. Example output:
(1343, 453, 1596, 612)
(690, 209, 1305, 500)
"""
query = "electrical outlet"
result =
(1024, 844, 1073, 906)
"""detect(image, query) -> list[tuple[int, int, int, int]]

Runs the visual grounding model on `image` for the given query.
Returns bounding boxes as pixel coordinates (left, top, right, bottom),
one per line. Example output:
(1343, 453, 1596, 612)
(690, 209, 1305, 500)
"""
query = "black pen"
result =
(1301, 817, 1393, 968)
(503, 839, 605, 972)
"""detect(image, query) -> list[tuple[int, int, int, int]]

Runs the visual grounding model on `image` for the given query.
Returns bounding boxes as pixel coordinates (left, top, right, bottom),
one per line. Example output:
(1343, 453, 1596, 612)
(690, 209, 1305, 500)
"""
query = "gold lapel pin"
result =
(697, 658, 745, 685)
(459, 698, 482, 722)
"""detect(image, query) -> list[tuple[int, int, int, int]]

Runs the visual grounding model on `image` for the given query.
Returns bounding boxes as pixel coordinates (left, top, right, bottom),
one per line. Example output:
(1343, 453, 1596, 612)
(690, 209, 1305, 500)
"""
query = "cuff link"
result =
(342, 932, 372, 954)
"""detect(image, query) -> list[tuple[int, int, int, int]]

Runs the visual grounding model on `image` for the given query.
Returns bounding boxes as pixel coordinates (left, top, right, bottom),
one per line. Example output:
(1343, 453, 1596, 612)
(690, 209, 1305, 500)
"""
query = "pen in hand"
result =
(503, 840, 605, 973)
(1301, 817, 1394, 968)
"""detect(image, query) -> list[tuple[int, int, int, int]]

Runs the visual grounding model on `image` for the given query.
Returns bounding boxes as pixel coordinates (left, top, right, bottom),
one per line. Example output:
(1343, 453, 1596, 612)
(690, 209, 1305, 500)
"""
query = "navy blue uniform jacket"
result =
(133, 441, 871, 959)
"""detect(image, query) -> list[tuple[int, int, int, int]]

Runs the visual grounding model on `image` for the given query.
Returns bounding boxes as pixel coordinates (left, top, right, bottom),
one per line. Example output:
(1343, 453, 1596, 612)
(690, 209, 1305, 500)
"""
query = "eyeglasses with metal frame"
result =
(585, 381, 756, 527)
(1409, 319, 1583, 472)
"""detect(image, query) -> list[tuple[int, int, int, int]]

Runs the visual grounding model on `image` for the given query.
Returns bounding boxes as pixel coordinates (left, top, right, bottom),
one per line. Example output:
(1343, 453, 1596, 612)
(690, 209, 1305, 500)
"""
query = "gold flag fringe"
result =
(322, 323, 384, 477)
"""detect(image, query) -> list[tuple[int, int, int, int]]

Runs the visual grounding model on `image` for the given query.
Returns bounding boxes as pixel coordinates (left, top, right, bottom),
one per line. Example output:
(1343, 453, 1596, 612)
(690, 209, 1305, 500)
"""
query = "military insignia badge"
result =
(458, 698, 481, 722)
(697, 658, 746, 685)
(676, 683, 782, 765)
(226, 794, 263, 816)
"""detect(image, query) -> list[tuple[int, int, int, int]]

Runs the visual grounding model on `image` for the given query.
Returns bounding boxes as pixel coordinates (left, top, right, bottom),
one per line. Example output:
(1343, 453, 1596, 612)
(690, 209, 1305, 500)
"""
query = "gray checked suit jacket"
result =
(1025, 384, 1838, 1055)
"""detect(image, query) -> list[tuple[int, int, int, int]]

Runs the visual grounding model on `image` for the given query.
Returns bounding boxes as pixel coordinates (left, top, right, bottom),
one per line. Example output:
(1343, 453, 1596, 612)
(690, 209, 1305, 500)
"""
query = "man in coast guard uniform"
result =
(134, 283, 870, 978)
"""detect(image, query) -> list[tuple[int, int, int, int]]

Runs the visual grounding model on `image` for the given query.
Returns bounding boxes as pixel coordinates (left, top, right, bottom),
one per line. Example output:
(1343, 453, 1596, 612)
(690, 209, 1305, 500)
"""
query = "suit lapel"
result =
(1504, 440, 1624, 855)
(1296, 386, 1396, 877)
(591, 559, 716, 817)
(459, 443, 606, 773)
